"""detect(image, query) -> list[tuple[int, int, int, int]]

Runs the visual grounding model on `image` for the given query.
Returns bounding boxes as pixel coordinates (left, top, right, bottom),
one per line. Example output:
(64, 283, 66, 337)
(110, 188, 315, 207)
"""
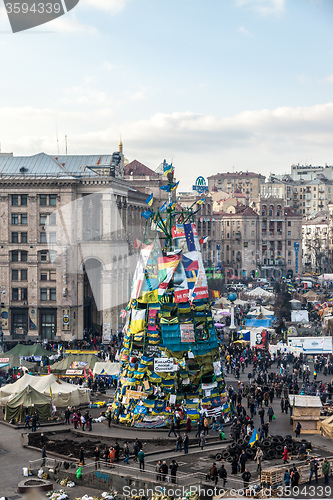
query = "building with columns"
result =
(0, 146, 147, 342)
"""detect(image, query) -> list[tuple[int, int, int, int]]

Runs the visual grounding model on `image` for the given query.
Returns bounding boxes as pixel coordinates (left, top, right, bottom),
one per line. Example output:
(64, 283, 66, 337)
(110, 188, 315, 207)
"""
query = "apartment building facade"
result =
(0, 150, 146, 342)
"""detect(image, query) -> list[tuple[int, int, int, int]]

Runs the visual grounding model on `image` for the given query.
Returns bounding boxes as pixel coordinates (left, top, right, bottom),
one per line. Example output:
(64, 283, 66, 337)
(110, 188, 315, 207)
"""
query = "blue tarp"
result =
(245, 319, 271, 327)
(161, 323, 219, 354)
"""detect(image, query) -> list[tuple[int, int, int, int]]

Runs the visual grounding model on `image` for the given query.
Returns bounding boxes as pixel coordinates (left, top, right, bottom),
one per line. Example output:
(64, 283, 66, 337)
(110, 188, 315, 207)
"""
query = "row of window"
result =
(11, 269, 56, 281)
(11, 194, 57, 206)
(11, 213, 57, 226)
(12, 288, 56, 301)
(11, 250, 57, 262)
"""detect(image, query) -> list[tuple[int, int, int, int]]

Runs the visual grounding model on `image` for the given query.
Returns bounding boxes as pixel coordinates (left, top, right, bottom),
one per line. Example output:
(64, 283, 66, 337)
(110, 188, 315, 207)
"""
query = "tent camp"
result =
(320, 415, 333, 439)
(5, 385, 51, 422)
(5, 344, 53, 358)
(0, 373, 90, 407)
(93, 362, 120, 380)
(246, 287, 274, 299)
(50, 354, 98, 376)
(247, 306, 276, 320)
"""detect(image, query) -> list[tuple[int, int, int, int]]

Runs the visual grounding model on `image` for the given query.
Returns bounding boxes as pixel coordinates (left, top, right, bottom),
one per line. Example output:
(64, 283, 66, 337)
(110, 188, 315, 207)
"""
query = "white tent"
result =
(93, 362, 120, 378)
(0, 373, 90, 407)
(246, 287, 274, 298)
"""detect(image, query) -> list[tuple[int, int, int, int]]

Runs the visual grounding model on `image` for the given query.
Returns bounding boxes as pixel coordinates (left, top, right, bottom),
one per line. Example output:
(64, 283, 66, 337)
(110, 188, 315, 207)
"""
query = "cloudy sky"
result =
(0, 0, 333, 189)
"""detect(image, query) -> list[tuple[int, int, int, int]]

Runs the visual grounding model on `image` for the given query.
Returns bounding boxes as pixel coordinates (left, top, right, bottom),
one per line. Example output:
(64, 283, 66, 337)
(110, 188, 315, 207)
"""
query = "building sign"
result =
(1, 308, 9, 329)
(154, 358, 175, 372)
(0, 358, 9, 363)
(180, 324, 195, 342)
(126, 389, 148, 400)
(192, 176, 209, 194)
(66, 369, 83, 375)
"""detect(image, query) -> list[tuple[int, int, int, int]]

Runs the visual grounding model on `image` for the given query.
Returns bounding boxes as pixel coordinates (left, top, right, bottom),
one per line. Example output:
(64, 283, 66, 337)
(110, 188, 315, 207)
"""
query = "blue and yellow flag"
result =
(163, 160, 174, 176)
(171, 181, 179, 191)
(248, 428, 258, 447)
(145, 193, 154, 206)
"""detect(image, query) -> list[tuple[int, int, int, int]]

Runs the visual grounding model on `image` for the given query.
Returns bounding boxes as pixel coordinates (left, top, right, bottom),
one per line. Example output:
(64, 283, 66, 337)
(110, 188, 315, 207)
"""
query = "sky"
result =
(0, 0, 333, 189)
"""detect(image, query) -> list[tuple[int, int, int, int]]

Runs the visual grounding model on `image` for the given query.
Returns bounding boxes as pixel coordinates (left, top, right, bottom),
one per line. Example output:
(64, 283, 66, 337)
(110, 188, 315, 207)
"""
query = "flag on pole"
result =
(145, 193, 154, 206)
(163, 160, 174, 176)
(248, 428, 258, 447)
(119, 309, 127, 318)
(160, 184, 172, 192)
(211, 290, 221, 298)
(83, 366, 87, 379)
(141, 209, 153, 219)
(88, 367, 94, 378)
(49, 386, 53, 398)
(199, 236, 209, 244)
(48, 365, 51, 375)
(171, 181, 179, 191)
(196, 198, 205, 205)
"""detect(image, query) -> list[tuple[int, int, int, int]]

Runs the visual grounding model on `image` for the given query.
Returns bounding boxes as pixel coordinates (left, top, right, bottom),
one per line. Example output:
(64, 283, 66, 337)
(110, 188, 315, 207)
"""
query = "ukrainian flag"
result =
(145, 193, 154, 206)
(248, 428, 258, 447)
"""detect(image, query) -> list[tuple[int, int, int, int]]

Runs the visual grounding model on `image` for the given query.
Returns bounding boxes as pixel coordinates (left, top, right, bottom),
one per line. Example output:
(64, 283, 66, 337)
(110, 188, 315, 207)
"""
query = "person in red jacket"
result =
(282, 446, 289, 464)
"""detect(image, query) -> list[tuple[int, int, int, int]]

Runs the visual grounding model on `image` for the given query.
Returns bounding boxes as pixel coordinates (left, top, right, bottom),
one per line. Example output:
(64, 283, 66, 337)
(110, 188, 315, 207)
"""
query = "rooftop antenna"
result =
(65, 135, 68, 155)
(55, 117, 59, 155)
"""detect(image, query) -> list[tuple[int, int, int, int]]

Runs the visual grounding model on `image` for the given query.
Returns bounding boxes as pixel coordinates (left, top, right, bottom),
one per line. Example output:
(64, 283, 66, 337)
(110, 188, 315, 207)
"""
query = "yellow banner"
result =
(64, 350, 98, 355)
(126, 389, 148, 400)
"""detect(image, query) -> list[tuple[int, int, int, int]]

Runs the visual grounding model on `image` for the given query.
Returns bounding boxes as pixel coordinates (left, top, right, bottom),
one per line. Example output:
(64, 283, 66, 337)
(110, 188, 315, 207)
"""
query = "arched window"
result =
(276, 205, 282, 217)
(262, 205, 267, 216)
(269, 205, 274, 217)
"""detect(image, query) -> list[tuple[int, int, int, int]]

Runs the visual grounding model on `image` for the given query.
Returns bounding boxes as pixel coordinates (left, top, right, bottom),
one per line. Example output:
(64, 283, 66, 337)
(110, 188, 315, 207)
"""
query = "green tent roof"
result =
(5, 385, 51, 422)
(5, 344, 53, 358)
(50, 354, 98, 373)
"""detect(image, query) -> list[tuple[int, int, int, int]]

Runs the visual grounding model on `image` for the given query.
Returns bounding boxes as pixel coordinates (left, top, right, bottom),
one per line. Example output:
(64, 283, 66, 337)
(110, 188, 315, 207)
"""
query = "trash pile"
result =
(214, 434, 312, 462)
(46, 490, 69, 500)
(74, 492, 118, 500)
(55, 477, 76, 487)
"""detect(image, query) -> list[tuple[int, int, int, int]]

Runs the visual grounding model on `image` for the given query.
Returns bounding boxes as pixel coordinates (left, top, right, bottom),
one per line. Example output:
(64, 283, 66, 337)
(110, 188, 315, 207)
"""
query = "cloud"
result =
(40, 13, 97, 34)
(1, 102, 333, 188)
(234, 0, 285, 15)
(237, 26, 254, 36)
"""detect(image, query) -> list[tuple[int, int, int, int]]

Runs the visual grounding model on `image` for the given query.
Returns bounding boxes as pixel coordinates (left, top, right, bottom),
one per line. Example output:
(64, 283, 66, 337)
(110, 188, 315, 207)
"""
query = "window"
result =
(21, 195, 27, 206)
(21, 288, 28, 300)
(251, 231, 254, 236)
(21, 213, 27, 225)
(49, 195, 57, 206)
(49, 270, 56, 281)
(288, 240, 291, 246)
(21, 251, 28, 262)
(50, 288, 56, 301)
(40, 232, 47, 244)
(40, 289, 48, 301)
(288, 221, 291, 227)
(11, 195, 19, 206)
(12, 288, 19, 301)
(50, 250, 57, 263)
(11, 214, 19, 225)
(252, 241, 255, 246)
(227, 233, 230, 238)
(288, 251, 291, 256)
(40, 195, 47, 206)
(21, 232, 27, 244)
(40, 272, 48, 281)
(40, 214, 48, 225)
(251, 221, 255, 226)
(227, 221, 229, 226)
(11, 232, 18, 243)
(21, 269, 27, 281)
(49, 232, 56, 244)
(40, 251, 48, 262)
(288, 231, 291, 236)
(49, 213, 56, 225)
(12, 269, 19, 280)
(11, 251, 19, 262)
(288, 259, 291, 265)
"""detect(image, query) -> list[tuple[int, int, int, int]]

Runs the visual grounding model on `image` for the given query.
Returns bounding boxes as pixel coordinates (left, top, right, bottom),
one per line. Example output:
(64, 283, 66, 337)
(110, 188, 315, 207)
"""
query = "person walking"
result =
(65, 407, 71, 425)
(200, 430, 206, 450)
(24, 414, 31, 429)
(283, 469, 291, 487)
(168, 418, 177, 438)
(183, 433, 189, 454)
(309, 458, 318, 484)
(79, 446, 85, 466)
(254, 447, 264, 473)
(138, 449, 145, 471)
(267, 406, 274, 423)
(176, 433, 183, 452)
(295, 421, 302, 438)
(170, 459, 178, 484)
(123, 442, 130, 464)
(242, 468, 251, 490)
(31, 413, 37, 433)
(258, 407, 265, 425)
(81, 414, 86, 431)
(239, 450, 248, 473)
(41, 446, 47, 467)
(203, 416, 209, 435)
(291, 466, 300, 487)
(209, 462, 218, 485)
(282, 446, 289, 464)
(94, 446, 100, 470)
(218, 462, 227, 487)
(161, 461, 168, 481)
(185, 416, 192, 433)
(156, 460, 162, 481)
(322, 458, 330, 484)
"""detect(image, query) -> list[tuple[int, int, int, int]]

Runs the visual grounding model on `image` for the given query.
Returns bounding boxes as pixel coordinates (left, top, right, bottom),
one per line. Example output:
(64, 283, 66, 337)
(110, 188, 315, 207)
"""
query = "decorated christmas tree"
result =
(112, 162, 231, 428)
